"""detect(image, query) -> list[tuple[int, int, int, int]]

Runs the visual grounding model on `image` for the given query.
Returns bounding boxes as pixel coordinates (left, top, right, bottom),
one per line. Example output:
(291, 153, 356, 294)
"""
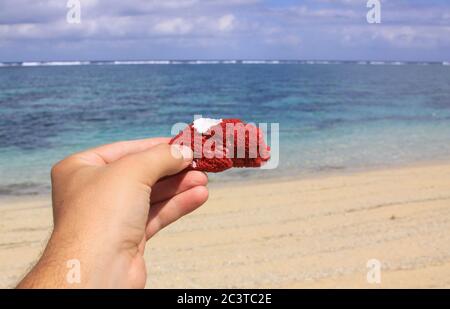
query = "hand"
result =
(17, 138, 209, 288)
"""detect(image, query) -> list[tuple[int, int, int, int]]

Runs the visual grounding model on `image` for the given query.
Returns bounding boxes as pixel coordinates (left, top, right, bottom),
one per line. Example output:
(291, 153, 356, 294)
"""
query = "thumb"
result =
(112, 143, 193, 186)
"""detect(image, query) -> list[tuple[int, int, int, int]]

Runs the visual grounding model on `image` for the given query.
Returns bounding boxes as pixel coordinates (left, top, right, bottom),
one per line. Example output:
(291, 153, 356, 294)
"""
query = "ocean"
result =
(1, 61, 450, 196)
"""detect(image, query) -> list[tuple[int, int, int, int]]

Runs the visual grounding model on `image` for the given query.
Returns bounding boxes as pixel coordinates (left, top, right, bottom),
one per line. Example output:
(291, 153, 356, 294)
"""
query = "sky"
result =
(0, 0, 450, 62)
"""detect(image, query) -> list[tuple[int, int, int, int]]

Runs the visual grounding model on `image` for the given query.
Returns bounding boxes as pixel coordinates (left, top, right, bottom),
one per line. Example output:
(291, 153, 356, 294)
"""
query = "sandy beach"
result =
(1, 162, 450, 288)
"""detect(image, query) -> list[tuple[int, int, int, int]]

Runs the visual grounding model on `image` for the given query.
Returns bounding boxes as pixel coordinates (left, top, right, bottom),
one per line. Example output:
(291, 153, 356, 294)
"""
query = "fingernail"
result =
(171, 145, 193, 161)
(179, 145, 193, 161)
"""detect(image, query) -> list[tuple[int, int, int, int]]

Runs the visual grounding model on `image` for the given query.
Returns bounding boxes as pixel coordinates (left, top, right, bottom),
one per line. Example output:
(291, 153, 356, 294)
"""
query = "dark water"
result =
(1, 62, 450, 196)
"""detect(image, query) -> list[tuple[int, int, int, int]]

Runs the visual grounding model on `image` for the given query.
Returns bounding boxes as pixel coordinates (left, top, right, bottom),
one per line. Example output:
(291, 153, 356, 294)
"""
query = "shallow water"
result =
(1, 62, 450, 196)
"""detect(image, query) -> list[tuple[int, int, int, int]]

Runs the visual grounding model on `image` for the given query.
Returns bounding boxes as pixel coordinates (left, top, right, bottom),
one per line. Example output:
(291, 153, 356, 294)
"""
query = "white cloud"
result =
(0, 0, 449, 61)
(153, 18, 193, 35)
(218, 14, 235, 31)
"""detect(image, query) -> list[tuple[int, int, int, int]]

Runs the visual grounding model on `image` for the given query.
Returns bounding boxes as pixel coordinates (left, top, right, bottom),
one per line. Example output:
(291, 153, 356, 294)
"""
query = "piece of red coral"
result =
(170, 118, 270, 173)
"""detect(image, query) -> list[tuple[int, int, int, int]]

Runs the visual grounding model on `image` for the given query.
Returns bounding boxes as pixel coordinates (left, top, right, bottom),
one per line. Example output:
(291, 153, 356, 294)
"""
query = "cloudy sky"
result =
(0, 0, 449, 61)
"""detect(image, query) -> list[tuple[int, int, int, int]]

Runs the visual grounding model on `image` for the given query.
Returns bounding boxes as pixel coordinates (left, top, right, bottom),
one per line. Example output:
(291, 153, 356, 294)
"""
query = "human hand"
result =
(18, 138, 209, 288)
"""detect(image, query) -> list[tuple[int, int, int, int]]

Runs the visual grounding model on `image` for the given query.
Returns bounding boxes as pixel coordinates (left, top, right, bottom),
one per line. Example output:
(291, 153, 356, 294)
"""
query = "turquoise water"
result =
(1, 62, 450, 196)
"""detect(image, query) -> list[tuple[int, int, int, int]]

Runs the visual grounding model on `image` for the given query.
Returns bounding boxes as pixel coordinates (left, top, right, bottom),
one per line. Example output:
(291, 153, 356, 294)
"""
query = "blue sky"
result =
(0, 0, 449, 61)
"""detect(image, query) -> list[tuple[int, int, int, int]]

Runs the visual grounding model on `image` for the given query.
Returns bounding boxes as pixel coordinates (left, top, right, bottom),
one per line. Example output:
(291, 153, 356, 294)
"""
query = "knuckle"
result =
(50, 161, 64, 177)
(50, 156, 77, 178)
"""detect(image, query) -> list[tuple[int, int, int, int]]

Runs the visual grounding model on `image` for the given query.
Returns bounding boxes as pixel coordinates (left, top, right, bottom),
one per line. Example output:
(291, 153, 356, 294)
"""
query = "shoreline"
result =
(1, 160, 450, 288)
(209, 157, 450, 189)
(2, 158, 450, 202)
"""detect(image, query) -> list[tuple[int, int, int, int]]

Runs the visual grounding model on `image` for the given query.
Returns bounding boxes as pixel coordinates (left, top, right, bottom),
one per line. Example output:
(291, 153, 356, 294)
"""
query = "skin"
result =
(17, 138, 209, 288)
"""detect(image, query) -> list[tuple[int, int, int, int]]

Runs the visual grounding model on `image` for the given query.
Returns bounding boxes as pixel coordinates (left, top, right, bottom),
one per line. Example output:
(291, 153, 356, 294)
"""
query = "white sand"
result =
(1, 162, 450, 288)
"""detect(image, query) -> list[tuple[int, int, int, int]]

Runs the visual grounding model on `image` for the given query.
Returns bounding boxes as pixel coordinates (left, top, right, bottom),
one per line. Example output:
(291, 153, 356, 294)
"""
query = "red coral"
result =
(170, 119, 270, 173)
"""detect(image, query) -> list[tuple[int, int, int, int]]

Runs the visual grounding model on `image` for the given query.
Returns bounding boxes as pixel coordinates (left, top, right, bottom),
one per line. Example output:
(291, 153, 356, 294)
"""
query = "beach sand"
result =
(1, 162, 450, 288)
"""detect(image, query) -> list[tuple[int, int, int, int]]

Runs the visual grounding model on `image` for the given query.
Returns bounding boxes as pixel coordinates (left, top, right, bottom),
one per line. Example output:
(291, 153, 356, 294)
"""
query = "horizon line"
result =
(1, 59, 449, 66)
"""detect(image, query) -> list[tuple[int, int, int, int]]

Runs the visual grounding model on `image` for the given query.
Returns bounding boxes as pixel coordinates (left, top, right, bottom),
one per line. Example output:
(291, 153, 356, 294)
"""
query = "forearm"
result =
(17, 230, 135, 288)
(17, 231, 79, 288)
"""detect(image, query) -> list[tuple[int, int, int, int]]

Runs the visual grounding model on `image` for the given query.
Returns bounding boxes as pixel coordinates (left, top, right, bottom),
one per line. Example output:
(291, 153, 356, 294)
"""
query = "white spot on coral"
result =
(193, 117, 222, 134)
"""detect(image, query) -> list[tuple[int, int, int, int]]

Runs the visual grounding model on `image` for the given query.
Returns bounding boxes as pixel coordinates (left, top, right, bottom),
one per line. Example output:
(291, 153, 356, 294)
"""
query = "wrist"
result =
(19, 228, 139, 288)
(51, 227, 142, 288)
